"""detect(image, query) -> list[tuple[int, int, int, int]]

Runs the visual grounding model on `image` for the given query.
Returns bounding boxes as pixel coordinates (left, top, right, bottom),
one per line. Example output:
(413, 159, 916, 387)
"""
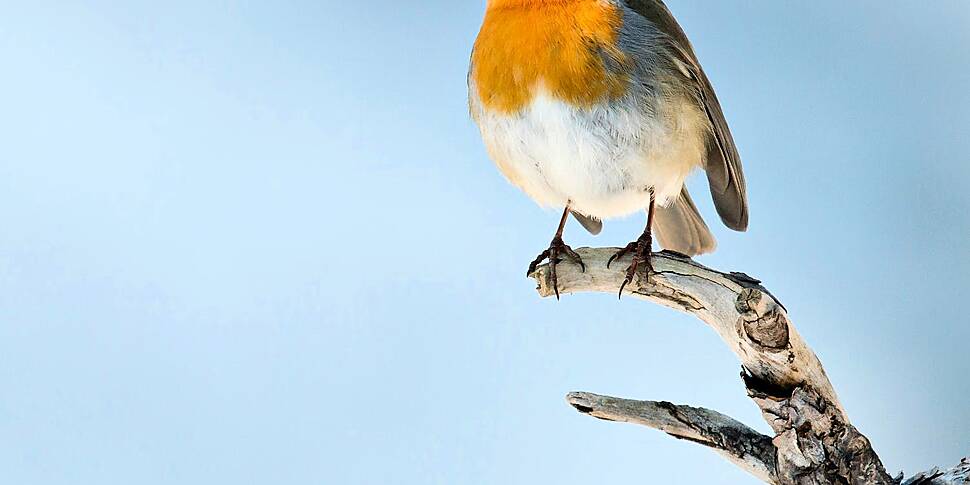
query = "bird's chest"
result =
(472, 87, 669, 217)
(470, 0, 628, 114)
(472, 85, 708, 220)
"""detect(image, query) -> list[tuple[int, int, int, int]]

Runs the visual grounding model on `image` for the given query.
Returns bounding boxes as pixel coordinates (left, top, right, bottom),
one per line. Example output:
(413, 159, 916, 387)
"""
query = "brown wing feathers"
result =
(623, 0, 749, 231)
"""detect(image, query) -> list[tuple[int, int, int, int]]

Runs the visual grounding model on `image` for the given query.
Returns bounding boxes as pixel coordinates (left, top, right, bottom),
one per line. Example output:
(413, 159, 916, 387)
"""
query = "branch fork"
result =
(530, 247, 967, 484)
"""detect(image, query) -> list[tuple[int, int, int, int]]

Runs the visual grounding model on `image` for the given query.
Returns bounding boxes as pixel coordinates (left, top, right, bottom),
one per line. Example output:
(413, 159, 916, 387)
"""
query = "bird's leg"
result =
(608, 189, 656, 298)
(527, 206, 586, 300)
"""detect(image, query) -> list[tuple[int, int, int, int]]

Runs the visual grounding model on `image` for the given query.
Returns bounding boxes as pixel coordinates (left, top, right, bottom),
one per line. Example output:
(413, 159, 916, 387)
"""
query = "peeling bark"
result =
(529, 247, 967, 484)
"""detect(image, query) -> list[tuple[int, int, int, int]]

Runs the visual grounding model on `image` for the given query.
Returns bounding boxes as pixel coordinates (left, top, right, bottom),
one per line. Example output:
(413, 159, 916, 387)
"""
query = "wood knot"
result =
(736, 288, 791, 350)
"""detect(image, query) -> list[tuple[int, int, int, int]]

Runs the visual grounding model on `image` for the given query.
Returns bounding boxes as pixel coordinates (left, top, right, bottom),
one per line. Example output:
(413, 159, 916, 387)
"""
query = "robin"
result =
(468, 0, 749, 298)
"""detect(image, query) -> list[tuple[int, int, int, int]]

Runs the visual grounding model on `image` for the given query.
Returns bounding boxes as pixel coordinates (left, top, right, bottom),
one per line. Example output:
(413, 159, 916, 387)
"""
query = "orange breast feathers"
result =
(471, 0, 630, 114)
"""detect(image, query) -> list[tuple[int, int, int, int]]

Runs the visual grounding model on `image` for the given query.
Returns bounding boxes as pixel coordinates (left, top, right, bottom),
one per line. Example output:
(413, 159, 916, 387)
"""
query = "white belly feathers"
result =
(471, 86, 708, 220)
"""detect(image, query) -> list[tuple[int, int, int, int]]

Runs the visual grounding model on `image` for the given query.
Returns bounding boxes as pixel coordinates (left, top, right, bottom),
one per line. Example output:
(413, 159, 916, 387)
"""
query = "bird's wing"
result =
(622, 0, 748, 231)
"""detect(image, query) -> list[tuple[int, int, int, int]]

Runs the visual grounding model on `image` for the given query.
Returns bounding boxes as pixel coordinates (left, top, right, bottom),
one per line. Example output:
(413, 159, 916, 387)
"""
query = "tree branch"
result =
(530, 247, 966, 484)
(901, 458, 970, 484)
(567, 391, 777, 483)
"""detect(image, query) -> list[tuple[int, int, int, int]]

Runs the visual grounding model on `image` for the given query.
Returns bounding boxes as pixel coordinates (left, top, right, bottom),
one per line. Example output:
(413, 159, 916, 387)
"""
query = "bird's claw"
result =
(527, 236, 585, 300)
(609, 234, 653, 299)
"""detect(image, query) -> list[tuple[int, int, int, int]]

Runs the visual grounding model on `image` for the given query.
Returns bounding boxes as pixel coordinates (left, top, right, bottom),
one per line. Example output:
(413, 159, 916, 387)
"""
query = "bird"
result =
(468, 0, 748, 299)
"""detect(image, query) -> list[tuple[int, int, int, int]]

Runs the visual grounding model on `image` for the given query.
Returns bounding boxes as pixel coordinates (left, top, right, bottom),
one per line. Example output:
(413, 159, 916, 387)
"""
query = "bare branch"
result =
(567, 391, 777, 483)
(530, 248, 843, 417)
(902, 458, 970, 484)
(530, 247, 905, 484)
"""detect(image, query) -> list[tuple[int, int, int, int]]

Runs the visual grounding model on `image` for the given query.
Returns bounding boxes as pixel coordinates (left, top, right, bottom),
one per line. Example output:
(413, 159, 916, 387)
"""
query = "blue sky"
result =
(1, 1, 968, 484)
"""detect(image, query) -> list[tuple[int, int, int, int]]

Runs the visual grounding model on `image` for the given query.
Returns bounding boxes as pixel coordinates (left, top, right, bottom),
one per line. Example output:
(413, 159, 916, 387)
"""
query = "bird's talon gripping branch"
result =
(527, 252, 549, 277)
(611, 189, 656, 298)
(528, 236, 584, 300)
(525, 207, 586, 300)
(607, 241, 637, 269)
(611, 234, 654, 298)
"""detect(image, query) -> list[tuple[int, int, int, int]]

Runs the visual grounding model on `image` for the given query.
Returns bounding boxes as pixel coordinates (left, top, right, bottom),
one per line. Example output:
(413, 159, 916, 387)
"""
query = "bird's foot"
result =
(527, 236, 585, 300)
(608, 233, 654, 299)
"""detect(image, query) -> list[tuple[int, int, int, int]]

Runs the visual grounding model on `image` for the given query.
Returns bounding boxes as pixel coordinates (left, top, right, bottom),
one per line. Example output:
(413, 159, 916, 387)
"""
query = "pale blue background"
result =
(1, 1, 968, 484)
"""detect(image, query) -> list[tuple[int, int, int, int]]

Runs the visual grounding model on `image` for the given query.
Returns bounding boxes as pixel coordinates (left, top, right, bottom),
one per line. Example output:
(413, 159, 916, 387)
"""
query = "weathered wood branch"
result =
(900, 459, 970, 485)
(530, 247, 967, 484)
(567, 391, 777, 483)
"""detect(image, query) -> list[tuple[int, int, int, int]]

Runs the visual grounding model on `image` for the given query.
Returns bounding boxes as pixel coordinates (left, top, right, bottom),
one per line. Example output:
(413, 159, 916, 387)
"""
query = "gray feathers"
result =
(621, 0, 749, 232)
(696, 65, 748, 231)
(654, 188, 717, 256)
(573, 188, 716, 256)
(572, 189, 717, 256)
(571, 211, 603, 235)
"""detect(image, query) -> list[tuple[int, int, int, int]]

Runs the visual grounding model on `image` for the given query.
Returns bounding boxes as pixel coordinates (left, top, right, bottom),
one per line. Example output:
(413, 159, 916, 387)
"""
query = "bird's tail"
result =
(571, 211, 603, 235)
(654, 188, 717, 256)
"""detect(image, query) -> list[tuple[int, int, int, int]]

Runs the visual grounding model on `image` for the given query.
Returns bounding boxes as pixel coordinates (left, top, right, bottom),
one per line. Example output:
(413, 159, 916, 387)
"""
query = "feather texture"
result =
(468, 0, 749, 254)
(621, 0, 749, 231)
(653, 187, 716, 256)
(571, 211, 603, 235)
